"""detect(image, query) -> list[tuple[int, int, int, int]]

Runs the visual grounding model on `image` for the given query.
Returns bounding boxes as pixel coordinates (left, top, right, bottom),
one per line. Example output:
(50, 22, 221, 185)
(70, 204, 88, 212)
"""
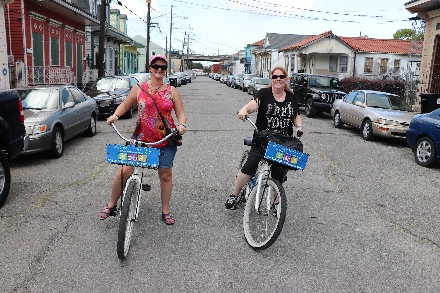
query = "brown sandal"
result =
(162, 213, 175, 225)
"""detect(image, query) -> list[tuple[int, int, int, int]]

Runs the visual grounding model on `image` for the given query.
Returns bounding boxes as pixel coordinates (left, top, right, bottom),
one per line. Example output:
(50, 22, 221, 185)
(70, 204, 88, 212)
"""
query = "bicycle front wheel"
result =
(243, 178, 287, 250)
(117, 179, 139, 259)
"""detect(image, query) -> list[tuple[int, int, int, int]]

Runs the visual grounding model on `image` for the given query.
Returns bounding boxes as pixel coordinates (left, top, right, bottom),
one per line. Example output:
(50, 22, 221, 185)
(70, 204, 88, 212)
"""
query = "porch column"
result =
(294, 53, 298, 73)
(287, 52, 292, 76)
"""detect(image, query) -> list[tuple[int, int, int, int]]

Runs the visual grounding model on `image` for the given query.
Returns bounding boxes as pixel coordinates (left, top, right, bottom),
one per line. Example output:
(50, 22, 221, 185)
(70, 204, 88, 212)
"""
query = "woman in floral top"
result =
(99, 55, 187, 225)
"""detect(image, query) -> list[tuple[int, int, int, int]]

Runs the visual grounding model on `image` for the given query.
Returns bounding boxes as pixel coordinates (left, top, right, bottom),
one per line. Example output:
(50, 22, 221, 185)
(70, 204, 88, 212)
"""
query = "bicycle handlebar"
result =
(244, 116, 303, 138)
(110, 123, 175, 146)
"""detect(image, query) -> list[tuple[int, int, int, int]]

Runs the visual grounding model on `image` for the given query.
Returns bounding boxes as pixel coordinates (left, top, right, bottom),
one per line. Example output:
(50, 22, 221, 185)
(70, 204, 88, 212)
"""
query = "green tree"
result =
(393, 28, 424, 41)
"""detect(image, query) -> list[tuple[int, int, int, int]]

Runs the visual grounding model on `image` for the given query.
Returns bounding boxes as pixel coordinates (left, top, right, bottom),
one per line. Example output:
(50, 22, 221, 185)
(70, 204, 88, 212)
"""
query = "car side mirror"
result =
(63, 101, 75, 109)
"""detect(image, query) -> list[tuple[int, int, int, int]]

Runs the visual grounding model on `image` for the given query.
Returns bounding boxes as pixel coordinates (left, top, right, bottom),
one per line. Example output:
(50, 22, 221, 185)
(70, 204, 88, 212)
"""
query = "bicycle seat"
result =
(244, 137, 253, 146)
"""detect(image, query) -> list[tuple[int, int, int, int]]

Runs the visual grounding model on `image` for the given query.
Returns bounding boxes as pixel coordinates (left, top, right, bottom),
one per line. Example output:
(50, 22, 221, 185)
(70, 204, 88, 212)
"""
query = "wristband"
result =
(178, 123, 186, 128)
(113, 114, 120, 118)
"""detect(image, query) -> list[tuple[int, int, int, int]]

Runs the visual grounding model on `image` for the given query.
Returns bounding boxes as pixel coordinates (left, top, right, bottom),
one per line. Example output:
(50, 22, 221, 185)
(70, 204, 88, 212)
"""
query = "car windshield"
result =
(256, 78, 270, 85)
(366, 93, 412, 111)
(244, 75, 257, 80)
(92, 78, 129, 91)
(19, 89, 59, 110)
(132, 74, 150, 83)
(308, 76, 340, 89)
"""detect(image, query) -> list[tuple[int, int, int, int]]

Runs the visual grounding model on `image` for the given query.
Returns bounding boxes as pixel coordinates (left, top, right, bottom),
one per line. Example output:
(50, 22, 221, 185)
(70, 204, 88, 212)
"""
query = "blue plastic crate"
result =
(264, 141, 309, 170)
(106, 144, 161, 169)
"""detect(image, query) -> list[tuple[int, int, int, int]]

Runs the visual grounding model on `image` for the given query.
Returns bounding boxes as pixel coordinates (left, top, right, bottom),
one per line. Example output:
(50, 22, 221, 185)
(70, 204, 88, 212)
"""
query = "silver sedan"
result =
(331, 90, 415, 141)
(18, 84, 99, 158)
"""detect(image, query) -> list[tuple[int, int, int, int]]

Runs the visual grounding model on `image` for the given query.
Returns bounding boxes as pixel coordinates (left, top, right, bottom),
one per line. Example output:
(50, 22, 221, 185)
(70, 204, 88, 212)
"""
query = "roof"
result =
(261, 33, 313, 50)
(279, 31, 335, 52)
(251, 39, 264, 48)
(340, 37, 422, 55)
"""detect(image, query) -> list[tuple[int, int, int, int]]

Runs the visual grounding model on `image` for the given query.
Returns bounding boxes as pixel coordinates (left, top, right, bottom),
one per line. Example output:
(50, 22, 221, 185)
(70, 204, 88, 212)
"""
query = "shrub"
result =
(339, 77, 405, 97)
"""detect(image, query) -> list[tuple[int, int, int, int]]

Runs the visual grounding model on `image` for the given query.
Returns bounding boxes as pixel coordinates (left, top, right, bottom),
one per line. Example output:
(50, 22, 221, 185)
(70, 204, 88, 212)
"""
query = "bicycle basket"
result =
(106, 144, 161, 169)
(253, 130, 308, 170)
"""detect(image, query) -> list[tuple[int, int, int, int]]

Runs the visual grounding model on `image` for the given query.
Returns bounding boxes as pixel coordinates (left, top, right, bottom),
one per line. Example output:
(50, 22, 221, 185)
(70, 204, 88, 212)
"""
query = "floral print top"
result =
(132, 82, 176, 148)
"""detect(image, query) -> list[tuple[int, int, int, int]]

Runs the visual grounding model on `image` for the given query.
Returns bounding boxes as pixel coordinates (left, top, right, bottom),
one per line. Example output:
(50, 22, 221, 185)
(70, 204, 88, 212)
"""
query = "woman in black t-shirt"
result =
(225, 66, 303, 210)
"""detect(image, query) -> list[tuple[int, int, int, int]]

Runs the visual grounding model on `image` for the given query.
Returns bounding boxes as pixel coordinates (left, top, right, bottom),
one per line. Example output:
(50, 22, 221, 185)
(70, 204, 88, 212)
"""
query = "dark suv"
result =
(290, 73, 345, 118)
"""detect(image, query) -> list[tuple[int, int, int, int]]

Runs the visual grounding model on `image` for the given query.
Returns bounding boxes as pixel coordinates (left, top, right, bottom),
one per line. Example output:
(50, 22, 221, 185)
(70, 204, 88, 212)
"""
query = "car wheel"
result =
(305, 98, 317, 118)
(85, 114, 97, 137)
(333, 111, 344, 128)
(361, 119, 374, 141)
(48, 127, 64, 158)
(0, 151, 11, 208)
(414, 136, 438, 167)
(124, 106, 133, 119)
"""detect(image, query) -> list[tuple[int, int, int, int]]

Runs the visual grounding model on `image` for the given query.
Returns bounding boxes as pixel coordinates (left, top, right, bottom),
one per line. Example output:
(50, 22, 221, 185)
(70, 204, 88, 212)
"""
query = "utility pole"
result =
(165, 36, 168, 76)
(98, 0, 106, 77)
(146, 0, 151, 72)
(186, 31, 189, 70)
(168, 5, 172, 75)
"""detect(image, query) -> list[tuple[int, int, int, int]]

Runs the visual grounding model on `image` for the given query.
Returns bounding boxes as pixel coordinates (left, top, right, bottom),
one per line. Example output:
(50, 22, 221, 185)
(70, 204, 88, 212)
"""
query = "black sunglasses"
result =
(151, 64, 168, 70)
(272, 74, 286, 79)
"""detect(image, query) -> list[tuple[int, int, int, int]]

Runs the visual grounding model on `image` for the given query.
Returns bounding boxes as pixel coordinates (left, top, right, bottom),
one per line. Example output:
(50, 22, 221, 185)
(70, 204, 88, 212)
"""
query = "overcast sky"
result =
(110, 0, 417, 57)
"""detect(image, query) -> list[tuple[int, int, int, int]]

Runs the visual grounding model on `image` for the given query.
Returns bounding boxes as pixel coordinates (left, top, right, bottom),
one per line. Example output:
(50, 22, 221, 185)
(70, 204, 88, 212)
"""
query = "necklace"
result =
(273, 92, 285, 102)
(150, 82, 163, 92)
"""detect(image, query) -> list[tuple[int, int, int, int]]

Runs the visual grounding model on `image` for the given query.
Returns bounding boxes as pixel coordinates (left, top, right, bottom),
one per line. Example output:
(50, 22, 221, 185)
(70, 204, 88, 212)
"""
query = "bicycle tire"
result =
(243, 178, 287, 250)
(117, 179, 139, 259)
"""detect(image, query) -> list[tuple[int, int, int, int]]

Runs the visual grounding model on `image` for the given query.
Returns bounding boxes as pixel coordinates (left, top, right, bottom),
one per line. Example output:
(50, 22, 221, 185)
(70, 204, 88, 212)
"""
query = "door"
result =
(32, 32, 44, 84)
(69, 87, 90, 132)
(60, 87, 79, 139)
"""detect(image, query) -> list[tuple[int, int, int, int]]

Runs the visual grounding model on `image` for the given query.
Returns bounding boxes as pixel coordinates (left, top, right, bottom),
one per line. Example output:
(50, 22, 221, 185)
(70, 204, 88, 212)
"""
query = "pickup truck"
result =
(0, 89, 29, 207)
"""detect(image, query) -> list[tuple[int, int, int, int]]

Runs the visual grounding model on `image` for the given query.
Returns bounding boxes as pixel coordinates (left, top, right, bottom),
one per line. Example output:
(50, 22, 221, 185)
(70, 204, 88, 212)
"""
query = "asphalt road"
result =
(1, 76, 440, 292)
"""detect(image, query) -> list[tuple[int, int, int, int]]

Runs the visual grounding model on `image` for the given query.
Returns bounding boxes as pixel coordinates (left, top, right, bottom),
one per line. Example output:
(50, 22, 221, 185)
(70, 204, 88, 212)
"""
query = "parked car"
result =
(130, 73, 151, 83)
(184, 72, 192, 83)
(225, 75, 234, 87)
(248, 77, 271, 96)
(332, 90, 415, 141)
(175, 72, 187, 85)
(231, 74, 243, 89)
(406, 108, 440, 167)
(239, 74, 257, 92)
(0, 89, 29, 207)
(85, 76, 138, 118)
(168, 74, 182, 87)
(291, 73, 346, 117)
(18, 84, 98, 158)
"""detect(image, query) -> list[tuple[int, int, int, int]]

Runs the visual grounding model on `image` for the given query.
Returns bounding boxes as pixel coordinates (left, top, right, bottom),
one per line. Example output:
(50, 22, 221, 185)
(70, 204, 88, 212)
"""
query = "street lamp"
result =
(146, 0, 151, 72)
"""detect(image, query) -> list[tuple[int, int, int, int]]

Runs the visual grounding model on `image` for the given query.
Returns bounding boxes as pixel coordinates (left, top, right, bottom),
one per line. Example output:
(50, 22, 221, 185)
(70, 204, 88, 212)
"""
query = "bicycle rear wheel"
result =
(117, 179, 139, 259)
(243, 178, 287, 250)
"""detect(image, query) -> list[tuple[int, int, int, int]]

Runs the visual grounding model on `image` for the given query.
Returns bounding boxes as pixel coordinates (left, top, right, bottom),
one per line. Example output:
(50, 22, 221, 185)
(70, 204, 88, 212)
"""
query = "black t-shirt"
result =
(254, 87, 300, 136)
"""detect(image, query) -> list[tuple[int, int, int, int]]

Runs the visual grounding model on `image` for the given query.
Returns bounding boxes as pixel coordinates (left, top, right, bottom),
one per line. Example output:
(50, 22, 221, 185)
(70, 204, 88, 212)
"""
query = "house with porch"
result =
(252, 33, 312, 78)
(279, 30, 422, 83)
(4, 0, 100, 87)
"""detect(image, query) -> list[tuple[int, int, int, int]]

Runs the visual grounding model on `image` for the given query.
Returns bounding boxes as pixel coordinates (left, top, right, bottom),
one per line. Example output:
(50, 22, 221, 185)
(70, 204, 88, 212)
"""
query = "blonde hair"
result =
(271, 66, 291, 92)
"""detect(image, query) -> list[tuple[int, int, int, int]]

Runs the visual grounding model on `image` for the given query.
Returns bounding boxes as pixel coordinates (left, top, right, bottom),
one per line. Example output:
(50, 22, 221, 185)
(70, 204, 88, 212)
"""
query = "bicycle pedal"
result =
(141, 183, 151, 191)
(109, 210, 118, 217)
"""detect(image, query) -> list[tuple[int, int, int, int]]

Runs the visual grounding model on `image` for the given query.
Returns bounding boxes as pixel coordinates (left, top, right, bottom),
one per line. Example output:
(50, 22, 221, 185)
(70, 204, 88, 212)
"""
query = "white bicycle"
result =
(237, 117, 308, 250)
(106, 123, 175, 259)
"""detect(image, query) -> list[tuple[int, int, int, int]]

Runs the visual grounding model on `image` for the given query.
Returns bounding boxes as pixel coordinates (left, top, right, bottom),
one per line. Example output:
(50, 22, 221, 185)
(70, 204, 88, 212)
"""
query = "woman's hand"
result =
(107, 114, 119, 125)
(177, 123, 186, 135)
(237, 109, 248, 122)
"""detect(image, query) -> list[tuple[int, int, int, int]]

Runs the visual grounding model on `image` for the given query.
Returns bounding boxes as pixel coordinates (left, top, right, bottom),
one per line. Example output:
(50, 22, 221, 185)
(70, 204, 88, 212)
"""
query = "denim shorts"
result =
(159, 145, 177, 168)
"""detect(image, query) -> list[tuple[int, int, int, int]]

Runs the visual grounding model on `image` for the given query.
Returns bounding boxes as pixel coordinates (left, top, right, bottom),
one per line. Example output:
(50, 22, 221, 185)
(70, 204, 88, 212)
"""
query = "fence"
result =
(27, 66, 76, 85)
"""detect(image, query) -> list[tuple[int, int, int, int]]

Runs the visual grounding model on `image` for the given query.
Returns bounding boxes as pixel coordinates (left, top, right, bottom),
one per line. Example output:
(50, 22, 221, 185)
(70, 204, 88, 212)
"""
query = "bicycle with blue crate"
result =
(106, 122, 176, 259)
(237, 116, 309, 250)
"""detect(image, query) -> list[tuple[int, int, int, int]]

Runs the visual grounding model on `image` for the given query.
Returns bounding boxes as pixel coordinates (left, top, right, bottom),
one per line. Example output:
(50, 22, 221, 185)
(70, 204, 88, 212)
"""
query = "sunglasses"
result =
(272, 74, 286, 79)
(151, 64, 168, 70)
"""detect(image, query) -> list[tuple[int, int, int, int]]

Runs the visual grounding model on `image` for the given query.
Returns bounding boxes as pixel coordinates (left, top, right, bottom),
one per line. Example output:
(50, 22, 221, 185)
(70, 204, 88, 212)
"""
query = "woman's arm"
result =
(107, 85, 140, 125)
(237, 99, 259, 121)
(293, 113, 303, 136)
(171, 87, 187, 135)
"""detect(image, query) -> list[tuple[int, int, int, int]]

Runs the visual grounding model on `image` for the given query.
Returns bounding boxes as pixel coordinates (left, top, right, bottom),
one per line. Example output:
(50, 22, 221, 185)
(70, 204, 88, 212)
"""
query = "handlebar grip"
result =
(297, 130, 303, 137)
